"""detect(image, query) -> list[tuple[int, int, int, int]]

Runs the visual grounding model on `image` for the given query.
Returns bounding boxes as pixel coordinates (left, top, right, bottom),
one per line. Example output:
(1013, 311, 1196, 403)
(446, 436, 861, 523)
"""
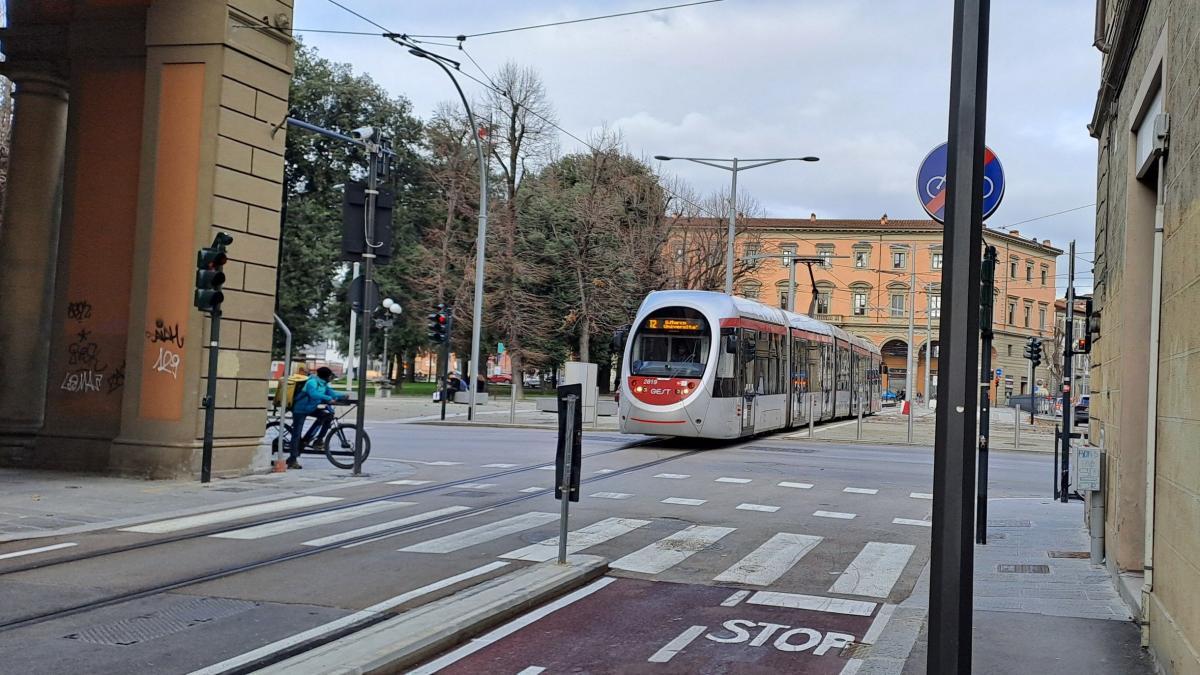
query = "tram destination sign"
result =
(647, 318, 703, 332)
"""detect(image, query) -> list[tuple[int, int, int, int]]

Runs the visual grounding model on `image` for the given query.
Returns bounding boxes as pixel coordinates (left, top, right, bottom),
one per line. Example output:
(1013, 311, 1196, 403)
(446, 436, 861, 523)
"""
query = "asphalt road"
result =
(0, 424, 1053, 674)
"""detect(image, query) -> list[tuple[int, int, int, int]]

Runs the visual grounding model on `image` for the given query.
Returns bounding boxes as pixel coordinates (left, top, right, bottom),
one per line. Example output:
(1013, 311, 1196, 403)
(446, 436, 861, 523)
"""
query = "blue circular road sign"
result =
(916, 143, 1005, 223)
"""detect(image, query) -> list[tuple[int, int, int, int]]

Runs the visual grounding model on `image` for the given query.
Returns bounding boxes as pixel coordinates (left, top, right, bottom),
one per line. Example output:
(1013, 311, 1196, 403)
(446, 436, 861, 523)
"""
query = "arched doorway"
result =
(881, 338, 909, 396)
(918, 340, 939, 400)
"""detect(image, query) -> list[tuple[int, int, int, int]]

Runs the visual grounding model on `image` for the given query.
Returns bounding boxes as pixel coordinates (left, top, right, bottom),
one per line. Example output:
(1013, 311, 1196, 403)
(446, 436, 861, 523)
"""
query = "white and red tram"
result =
(618, 290, 883, 439)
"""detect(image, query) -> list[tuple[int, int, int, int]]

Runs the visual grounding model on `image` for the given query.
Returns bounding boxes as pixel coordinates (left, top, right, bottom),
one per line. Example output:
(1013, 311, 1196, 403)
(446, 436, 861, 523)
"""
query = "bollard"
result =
(1014, 408, 1020, 450)
(809, 397, 816, 438)
(558, 395, 577, 565)
(857, 399, 864, 440)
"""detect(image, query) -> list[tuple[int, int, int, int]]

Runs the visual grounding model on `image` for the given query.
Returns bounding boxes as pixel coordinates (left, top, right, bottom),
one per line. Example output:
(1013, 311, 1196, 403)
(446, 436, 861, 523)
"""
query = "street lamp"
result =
(377, 298, 402, 381)
(654, 155, 819, 294)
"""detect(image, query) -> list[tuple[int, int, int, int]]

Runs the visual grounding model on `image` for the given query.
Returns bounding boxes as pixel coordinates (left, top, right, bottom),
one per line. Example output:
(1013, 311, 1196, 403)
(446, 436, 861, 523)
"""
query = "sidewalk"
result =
(803, 405, 1061, 452)
(861, 498, 1155, 674)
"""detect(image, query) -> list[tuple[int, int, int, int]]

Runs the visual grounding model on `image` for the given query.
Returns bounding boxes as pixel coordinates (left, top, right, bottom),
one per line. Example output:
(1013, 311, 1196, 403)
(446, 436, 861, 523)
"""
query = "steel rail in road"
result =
(0, 443, 711, 634)
(0, 438, 659, 578)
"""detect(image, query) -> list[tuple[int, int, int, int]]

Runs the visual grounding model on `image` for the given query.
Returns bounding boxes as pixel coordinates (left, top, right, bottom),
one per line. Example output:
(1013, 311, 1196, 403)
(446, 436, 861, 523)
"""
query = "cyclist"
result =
(289, 366, 349, 469)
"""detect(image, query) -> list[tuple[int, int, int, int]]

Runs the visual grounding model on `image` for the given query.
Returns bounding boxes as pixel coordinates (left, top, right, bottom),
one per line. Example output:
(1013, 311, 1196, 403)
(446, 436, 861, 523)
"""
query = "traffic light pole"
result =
(1061, 240, 1075, 503)
(1029, 357, 1036, 424)
(440, 314, 453, 421)
(352, 146, 381, 477)
(976, 245, 997, 545)
(200, 308, 221, 484)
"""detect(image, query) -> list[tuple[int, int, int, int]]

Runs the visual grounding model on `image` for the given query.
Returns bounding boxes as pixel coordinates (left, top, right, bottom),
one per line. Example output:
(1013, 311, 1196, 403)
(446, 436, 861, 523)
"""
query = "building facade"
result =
(1088, 2, 1200, 671)
(683, 216, 1060, 402)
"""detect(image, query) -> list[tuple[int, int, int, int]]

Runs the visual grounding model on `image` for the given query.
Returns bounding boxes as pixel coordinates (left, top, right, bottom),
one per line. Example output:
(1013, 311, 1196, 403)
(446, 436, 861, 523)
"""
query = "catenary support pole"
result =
(352, 149, 380, 476)
(925, 284, 933, 404)
(725, 158, 739, 294)
(929, 0, 991, 670)
(346, 261, 359, 391)
(907, 260, 916, 443)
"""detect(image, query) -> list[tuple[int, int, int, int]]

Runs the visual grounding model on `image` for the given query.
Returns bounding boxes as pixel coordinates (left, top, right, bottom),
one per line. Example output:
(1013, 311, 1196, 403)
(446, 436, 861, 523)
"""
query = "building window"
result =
(852, 291, 867, 315)
(1041, 267, 1048, 286)
(1007, 301, 1015, 325)
(740, 281, 761, 300)
(1023, 303, 1032, 328)
(779, 290, 789, 310)
(1007, 344, 1012, 357)
(929, 295, 941, 319)
(1010, 259, 1018, 278)
(817, 245, 834, 268)
(674, 246, 685, 263)
(817, 291, 831, 315)
(744, 243, 760, 267)
(1026, 263, 1033, 282)
(931, 252, 943, 270)
(1039, 307, 1046, 331)
(890, 293, 906, 317)
(854, 250, 870, 268)
(892, 251, 907, 269)
(779, 243, 796, 266)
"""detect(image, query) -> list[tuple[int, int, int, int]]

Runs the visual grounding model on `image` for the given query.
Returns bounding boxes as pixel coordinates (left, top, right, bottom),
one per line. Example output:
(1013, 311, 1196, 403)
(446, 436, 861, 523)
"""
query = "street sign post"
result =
(917, 142, 1005, 223)
(556, 384, 583, 565)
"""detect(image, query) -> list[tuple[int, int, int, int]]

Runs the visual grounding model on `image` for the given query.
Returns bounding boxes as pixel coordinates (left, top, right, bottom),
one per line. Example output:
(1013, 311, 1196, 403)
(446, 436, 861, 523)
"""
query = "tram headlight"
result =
(635, 385, 646, 393)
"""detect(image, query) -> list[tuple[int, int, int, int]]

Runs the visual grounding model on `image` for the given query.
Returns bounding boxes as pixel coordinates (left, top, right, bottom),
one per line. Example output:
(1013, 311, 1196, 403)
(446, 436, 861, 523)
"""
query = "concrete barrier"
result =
(453, 391, 488, 405)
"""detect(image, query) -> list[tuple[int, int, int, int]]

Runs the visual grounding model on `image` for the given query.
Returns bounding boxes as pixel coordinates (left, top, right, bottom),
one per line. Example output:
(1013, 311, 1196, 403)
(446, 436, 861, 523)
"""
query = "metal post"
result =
(977, 246, 997, 545)
(510, 371, 518, 424)
(1054, 424, 1060, 499)
(1061, 241, 1075, 503)
(440, 314, 452, 421)
(273, 314, 292, 465)
(346, 262, 359, 391)
(857, 386, 864, 440)
(1029, 358, 1036, 424)
(352, 148, 380, 476)
(929, 0, 990, 669)
(809, 397, 816, 438)
(726, 158, 738, 294)
(907, 260, 916, 443)
(787, 255, 797, 313)
(1014, 405, 1020, 450)
(200, 309, 222, 483)
(558, 394, 577, 565)
(925, 284, 933, 405)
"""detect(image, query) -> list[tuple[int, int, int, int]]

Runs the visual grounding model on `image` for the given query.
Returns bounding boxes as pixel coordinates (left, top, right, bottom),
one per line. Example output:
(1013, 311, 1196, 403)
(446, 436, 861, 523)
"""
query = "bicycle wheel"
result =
(264, 420, 293, 457)
(324, 424, 371, 469)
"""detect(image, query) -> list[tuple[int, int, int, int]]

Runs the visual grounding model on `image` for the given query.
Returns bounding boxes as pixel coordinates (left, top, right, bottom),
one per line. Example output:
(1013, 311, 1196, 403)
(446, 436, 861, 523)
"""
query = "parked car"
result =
(523, 374, 542, 389)
(881, 390, 897, 407)
(487, 373, 512, 384)
(1074, 395, 1089, 425)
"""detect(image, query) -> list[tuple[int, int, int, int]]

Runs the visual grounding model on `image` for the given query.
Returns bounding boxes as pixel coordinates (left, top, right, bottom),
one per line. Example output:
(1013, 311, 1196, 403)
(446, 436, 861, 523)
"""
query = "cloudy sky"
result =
(293, 0, 1099, 293)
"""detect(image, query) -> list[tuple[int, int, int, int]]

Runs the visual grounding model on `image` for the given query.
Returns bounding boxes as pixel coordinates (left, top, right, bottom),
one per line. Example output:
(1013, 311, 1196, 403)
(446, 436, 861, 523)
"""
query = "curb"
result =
(256, 556, 608, 674)
(415, 420, 622, 433)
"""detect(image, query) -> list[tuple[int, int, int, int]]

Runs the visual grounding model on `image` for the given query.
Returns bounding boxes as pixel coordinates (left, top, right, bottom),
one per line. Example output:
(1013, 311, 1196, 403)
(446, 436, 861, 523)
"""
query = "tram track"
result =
(0, 442, 706, 634)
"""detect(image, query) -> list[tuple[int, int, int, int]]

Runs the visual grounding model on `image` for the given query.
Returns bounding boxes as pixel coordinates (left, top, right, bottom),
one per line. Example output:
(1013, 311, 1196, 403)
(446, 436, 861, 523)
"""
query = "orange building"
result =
(673, 215, 1061, 402)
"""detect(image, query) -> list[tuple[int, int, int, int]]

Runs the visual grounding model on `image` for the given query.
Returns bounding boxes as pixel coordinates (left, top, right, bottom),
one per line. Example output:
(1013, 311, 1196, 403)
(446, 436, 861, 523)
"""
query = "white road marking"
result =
(426, 461, 463, 466)
(814, 510, 856, 520)
(119, 496, 342, 534)
(519, 487, 546, 493)
(500, 518, 650, 562)
(662, 497, 706, 506)
(188, 561, 510, 675)
(387, 479, 433, 486)
(843, 487, 879, 495)
(456, 483, 497, 490)
(590, 492, 633, 500)
(648, 625, 707, 663)
(736, 503, 781, 513)
(779, 481, 814, 489)
(715, 477, 752, 484)
(861, 603, 897, 645)
(301, 506, 471, 547)
(212, 501, 413, 540)
(714, 533, 823, 586)
(0, 542, 77, 561)
(408, 578, 616, 675)
(790, 418, 858, 438)
(910, 492, 933, 500)
(536, 466, 556, 471)
(893, 518, 932, 527)
(482, 463, 517, 468)
(747, 591, 877, 616)
(611, 525, 735, 574)
(654, 473, 691, 479)
(349, 509, 492, 547)
(400, 512, 559, 554)
(840, 658, 865, 675)
(720, 590, 752, 607)
(829, 542, 916, 598)
(594, 468, 617, 474)
(516, 668, 546, 675)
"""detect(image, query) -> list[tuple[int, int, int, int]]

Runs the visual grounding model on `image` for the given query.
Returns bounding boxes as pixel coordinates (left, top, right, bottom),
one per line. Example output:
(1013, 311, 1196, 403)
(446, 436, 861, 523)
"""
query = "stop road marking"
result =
(704, 619, 856, 654)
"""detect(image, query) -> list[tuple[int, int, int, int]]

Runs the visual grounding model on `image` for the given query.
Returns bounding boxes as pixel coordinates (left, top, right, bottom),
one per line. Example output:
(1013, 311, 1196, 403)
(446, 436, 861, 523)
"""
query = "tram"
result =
(618, 290, 883, 439)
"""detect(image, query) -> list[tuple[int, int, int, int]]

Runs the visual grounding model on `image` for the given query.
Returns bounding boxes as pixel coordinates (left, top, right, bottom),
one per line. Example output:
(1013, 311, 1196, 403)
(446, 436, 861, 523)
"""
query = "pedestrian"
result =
(289, 366, 349, 469)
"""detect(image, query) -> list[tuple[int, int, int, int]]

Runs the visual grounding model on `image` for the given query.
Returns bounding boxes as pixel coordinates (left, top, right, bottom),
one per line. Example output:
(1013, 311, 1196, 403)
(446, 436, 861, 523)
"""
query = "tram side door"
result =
(740, 329, 756, 434)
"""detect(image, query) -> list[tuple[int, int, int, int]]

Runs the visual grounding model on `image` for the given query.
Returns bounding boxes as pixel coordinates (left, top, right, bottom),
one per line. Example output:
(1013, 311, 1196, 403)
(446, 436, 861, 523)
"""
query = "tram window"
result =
(630, 315, 710, 378)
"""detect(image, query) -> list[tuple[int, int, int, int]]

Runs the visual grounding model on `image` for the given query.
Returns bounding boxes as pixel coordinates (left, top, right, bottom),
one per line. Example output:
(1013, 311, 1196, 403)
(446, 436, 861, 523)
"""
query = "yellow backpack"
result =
(274, 373, 310, 410)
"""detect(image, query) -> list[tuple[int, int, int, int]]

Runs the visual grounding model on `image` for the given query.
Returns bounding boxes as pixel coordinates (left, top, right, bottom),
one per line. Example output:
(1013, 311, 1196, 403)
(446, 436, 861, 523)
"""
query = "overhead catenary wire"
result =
(407, 0, 724, 40)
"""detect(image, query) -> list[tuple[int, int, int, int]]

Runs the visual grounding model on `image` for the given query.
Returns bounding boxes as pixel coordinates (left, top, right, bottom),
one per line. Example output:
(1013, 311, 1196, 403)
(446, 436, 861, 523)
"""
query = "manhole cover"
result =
(987, 519, 1032, 527)
(63, 597, 257, 645)
(1048, 551, 1089, 559)
(442, 490, 496, 498)
(997, 564, 1050, 574)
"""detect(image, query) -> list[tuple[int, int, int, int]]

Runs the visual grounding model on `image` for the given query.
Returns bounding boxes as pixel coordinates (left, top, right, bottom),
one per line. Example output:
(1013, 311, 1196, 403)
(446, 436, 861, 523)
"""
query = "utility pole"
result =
(1061, 240, 1075, 503)
(977, 245, 997, 544)
(352, 141, 385, 477)
(727, 158, 738, 294)
(924, 283, 934, 405)
(929, 0, 991, 670)
(906, 253, 916, 444)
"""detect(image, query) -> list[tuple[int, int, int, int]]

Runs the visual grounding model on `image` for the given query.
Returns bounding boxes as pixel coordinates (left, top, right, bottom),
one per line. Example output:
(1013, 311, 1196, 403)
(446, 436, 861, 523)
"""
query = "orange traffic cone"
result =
(901, 400, 910, 415)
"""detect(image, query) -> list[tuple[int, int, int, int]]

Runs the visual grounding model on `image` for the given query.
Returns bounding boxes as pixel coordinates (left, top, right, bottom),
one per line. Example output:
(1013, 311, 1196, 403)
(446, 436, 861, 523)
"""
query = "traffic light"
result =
(427, 304, 450, 344)
(194, 233, 233, 312)
(1075, 297, 1095, 354)
(1030, 338, 1042, 367)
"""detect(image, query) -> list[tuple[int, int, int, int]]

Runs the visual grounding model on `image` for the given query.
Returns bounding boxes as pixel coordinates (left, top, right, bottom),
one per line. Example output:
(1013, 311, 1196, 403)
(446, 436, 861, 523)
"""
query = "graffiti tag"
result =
(107, 361, 126, 394)
(153, 347, 181, 379)
(61, 369, 104, 393)
(146, 319, 185, 349)
(66, 300, 93, 322)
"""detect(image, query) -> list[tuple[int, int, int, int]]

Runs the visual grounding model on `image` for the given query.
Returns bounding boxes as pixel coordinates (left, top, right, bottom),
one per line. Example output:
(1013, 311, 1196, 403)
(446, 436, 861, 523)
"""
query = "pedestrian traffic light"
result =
(427, 304, 450, 344)
(194, 233, 233, 312)
(1075, 297, 1095, 354)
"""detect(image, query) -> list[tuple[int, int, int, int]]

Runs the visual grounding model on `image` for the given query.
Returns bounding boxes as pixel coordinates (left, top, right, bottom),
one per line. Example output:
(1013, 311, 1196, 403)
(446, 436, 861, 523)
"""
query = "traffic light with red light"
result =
(1075, 297, 1095, 354)
(427, 304, 451, 344)
(195, 233, 233, 312)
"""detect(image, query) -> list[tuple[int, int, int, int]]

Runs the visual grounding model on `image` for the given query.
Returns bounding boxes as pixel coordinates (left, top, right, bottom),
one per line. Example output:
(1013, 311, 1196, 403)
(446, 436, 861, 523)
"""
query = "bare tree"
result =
(664, 185, 764, 291)
(483, 62, 558, 397)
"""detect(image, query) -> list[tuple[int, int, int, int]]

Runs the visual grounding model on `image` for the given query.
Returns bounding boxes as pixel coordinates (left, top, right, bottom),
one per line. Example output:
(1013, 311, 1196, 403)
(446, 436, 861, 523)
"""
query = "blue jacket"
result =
(293, 375, 346, 414)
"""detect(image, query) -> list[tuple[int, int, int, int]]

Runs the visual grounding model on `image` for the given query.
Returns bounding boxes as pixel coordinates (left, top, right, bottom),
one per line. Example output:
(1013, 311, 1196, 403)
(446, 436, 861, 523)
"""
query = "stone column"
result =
(0, 73, 69, 442)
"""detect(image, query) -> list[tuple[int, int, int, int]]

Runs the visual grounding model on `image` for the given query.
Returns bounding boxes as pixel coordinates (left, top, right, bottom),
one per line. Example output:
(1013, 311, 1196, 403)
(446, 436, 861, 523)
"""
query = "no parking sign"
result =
(916, 143, 1005, 223)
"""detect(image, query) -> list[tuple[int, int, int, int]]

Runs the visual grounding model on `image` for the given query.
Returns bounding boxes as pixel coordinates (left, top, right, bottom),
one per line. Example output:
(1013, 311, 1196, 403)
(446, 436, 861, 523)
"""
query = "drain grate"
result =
(743, 444, 815, 454)
(996, 564, 1050, 574)
(1048, 551, 1090, 559)
(987, 519, 1032, 527)
(442, 490, 497, 498)
(63, 597, 257, 646)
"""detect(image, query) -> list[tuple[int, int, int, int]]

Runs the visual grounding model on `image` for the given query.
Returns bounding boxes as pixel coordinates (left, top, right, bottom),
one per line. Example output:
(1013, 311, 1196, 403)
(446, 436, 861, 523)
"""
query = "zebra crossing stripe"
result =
(482, 463, 517, 468)
(212, 501, 414, 540)
(843, 487, 879, 495)
(662, 497, 706, 506)
(611, 525, 735, 574)
(654, 473, 690, 479)
(746, 591, 876, 616)
(779, 481, 814, 489)
(910, 492, 933, 500)
(300, 506, 471, 547)
(814, 510, 856, 520)
(500, 517, 650, 562)
(715, 477, 752, 484)
(828, 542, 915, 598)
(387, 479, 432, 486)
(713, 533, 823, 586)
(400, 512, 559, 554)
(736, 503, 780, 513)
(590, 492, 632, 500)
(893, 518, 932, 527)
(119, 496, 342, 534)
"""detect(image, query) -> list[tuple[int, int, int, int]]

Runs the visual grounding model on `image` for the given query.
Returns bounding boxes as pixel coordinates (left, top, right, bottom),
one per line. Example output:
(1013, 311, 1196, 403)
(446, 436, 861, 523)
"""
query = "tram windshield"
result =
(629, 310, 710, 378)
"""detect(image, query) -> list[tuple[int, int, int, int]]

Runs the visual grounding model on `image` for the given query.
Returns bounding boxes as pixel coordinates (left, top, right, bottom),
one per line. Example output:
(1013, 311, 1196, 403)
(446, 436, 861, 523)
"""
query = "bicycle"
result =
(265, 399, 371, 469)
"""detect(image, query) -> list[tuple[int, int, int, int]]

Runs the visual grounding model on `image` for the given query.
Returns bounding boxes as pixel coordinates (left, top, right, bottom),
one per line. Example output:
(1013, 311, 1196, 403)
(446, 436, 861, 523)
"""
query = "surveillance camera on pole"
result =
(350, 126, 376, 142)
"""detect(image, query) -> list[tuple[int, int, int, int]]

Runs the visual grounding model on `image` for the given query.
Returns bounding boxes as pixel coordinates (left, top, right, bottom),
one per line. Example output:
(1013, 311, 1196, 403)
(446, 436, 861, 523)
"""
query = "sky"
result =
(293, 0, 1100, 294)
